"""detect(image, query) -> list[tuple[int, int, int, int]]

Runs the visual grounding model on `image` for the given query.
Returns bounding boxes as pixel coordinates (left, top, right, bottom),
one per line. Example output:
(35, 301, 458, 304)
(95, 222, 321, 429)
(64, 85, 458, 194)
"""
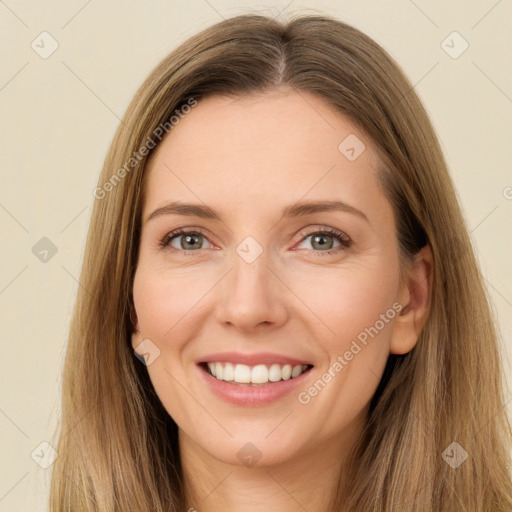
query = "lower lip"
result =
(198, 364, 313, 407)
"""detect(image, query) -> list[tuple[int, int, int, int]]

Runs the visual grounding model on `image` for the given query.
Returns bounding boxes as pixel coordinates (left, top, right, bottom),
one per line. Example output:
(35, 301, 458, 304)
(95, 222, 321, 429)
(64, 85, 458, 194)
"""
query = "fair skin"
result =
(131, 86, 432, 512)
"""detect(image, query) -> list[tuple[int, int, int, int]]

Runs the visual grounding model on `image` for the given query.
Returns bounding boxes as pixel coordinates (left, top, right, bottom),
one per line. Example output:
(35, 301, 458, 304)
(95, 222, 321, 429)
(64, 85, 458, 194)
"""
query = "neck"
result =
(179, 411, 366, 512)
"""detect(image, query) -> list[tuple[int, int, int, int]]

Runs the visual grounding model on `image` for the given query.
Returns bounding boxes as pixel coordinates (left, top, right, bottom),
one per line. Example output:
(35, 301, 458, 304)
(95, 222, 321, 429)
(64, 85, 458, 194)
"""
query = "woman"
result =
(49, 12, 512, 512)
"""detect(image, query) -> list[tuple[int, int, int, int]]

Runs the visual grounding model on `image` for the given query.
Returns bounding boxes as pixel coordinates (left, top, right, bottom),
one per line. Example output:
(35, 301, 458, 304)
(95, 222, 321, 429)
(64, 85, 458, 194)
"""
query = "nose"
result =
(215, 245, 289, 332)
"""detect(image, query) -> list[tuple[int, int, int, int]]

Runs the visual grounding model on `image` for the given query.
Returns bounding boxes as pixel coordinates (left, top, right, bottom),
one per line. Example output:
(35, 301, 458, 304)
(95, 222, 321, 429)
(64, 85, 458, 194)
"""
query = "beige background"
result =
(1, 1, 511, 510)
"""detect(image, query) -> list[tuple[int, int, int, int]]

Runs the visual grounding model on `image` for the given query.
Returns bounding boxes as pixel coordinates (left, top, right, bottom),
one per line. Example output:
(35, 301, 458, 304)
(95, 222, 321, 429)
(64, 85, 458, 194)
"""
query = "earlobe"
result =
(129, 304, 140, 336)
(129, 303, 146, 354)
(389, 244, 433, 355)
(131, 331, 142, 351)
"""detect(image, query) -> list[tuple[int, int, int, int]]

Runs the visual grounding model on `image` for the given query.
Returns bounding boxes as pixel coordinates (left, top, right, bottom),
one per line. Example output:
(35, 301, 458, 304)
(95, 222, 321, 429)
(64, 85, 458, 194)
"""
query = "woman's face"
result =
(132, 87, 413, 467)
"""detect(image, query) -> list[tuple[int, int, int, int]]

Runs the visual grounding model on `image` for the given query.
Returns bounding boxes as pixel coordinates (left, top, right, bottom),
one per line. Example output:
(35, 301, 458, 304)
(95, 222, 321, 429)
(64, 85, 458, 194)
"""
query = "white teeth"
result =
(205, 362, 309, 384)
(268, 364, 282, 382)
(223, 362, 234, 381)
(215, 362, 223, 380)
(251, 364, 268, 384)
(281, 364, 292, 380)
(291, 365, 303, 378)
(234, 364, 251, 383)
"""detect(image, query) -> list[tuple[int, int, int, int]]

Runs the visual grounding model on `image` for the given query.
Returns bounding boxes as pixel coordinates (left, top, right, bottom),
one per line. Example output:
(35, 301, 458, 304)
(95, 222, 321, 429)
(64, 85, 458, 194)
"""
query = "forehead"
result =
(142, 88, 390, 226)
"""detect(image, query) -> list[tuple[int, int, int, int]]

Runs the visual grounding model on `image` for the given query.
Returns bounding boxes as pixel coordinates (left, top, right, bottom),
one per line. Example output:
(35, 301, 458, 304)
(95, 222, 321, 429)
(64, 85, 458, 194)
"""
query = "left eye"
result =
(161, 228, 352, 253)
(297, 229, 351, 252)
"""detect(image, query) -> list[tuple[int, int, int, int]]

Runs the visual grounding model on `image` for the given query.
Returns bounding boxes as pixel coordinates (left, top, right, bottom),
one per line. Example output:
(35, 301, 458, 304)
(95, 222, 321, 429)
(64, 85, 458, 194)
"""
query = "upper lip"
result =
(197, 351, 314, 367)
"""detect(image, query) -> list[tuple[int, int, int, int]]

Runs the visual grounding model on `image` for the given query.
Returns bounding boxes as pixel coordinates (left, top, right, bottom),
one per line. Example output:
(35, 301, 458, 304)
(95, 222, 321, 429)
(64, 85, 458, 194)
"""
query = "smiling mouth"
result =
(200, 362, 314, 385)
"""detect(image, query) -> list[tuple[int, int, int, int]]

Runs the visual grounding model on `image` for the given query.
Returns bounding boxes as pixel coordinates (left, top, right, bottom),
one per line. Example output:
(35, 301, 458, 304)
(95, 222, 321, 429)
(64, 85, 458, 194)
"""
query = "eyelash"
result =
(160, 227, 352, 255)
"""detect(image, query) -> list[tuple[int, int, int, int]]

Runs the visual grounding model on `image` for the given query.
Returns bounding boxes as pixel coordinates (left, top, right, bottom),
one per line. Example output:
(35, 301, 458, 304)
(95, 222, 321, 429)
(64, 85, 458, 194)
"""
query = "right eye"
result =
(161, 228, 212, 252)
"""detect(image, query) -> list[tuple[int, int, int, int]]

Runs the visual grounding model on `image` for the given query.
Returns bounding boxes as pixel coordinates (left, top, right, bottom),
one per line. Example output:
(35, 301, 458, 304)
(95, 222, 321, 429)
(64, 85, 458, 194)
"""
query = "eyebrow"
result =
(145, 200, 369, 224)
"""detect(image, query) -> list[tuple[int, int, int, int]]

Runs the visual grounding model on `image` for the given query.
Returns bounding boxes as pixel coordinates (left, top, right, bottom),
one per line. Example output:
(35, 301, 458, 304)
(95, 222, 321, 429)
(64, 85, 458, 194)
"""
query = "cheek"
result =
(132, 267, 203, 427)
(291, 256, 400, 349)
(291, 258, 399, 422)
(132, 265, 207, 342)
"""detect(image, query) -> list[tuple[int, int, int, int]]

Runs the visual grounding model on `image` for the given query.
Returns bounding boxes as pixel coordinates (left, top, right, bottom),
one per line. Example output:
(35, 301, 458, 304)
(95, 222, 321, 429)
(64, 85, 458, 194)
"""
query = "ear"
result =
(129, 303, 141, 348)
(389, 244, 433, 355)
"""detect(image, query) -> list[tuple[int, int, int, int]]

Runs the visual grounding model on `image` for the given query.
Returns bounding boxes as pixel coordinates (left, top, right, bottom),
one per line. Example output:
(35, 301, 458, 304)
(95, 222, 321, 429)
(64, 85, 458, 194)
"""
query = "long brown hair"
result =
(49, 13, 512, 511)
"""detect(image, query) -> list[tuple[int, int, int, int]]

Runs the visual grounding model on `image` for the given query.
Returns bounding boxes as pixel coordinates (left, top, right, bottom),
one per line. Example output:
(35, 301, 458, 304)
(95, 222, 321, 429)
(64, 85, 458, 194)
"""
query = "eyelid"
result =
(298, 226, 351, 246)
(160, 227, 213, 249)
(160, 225, 352, 253)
